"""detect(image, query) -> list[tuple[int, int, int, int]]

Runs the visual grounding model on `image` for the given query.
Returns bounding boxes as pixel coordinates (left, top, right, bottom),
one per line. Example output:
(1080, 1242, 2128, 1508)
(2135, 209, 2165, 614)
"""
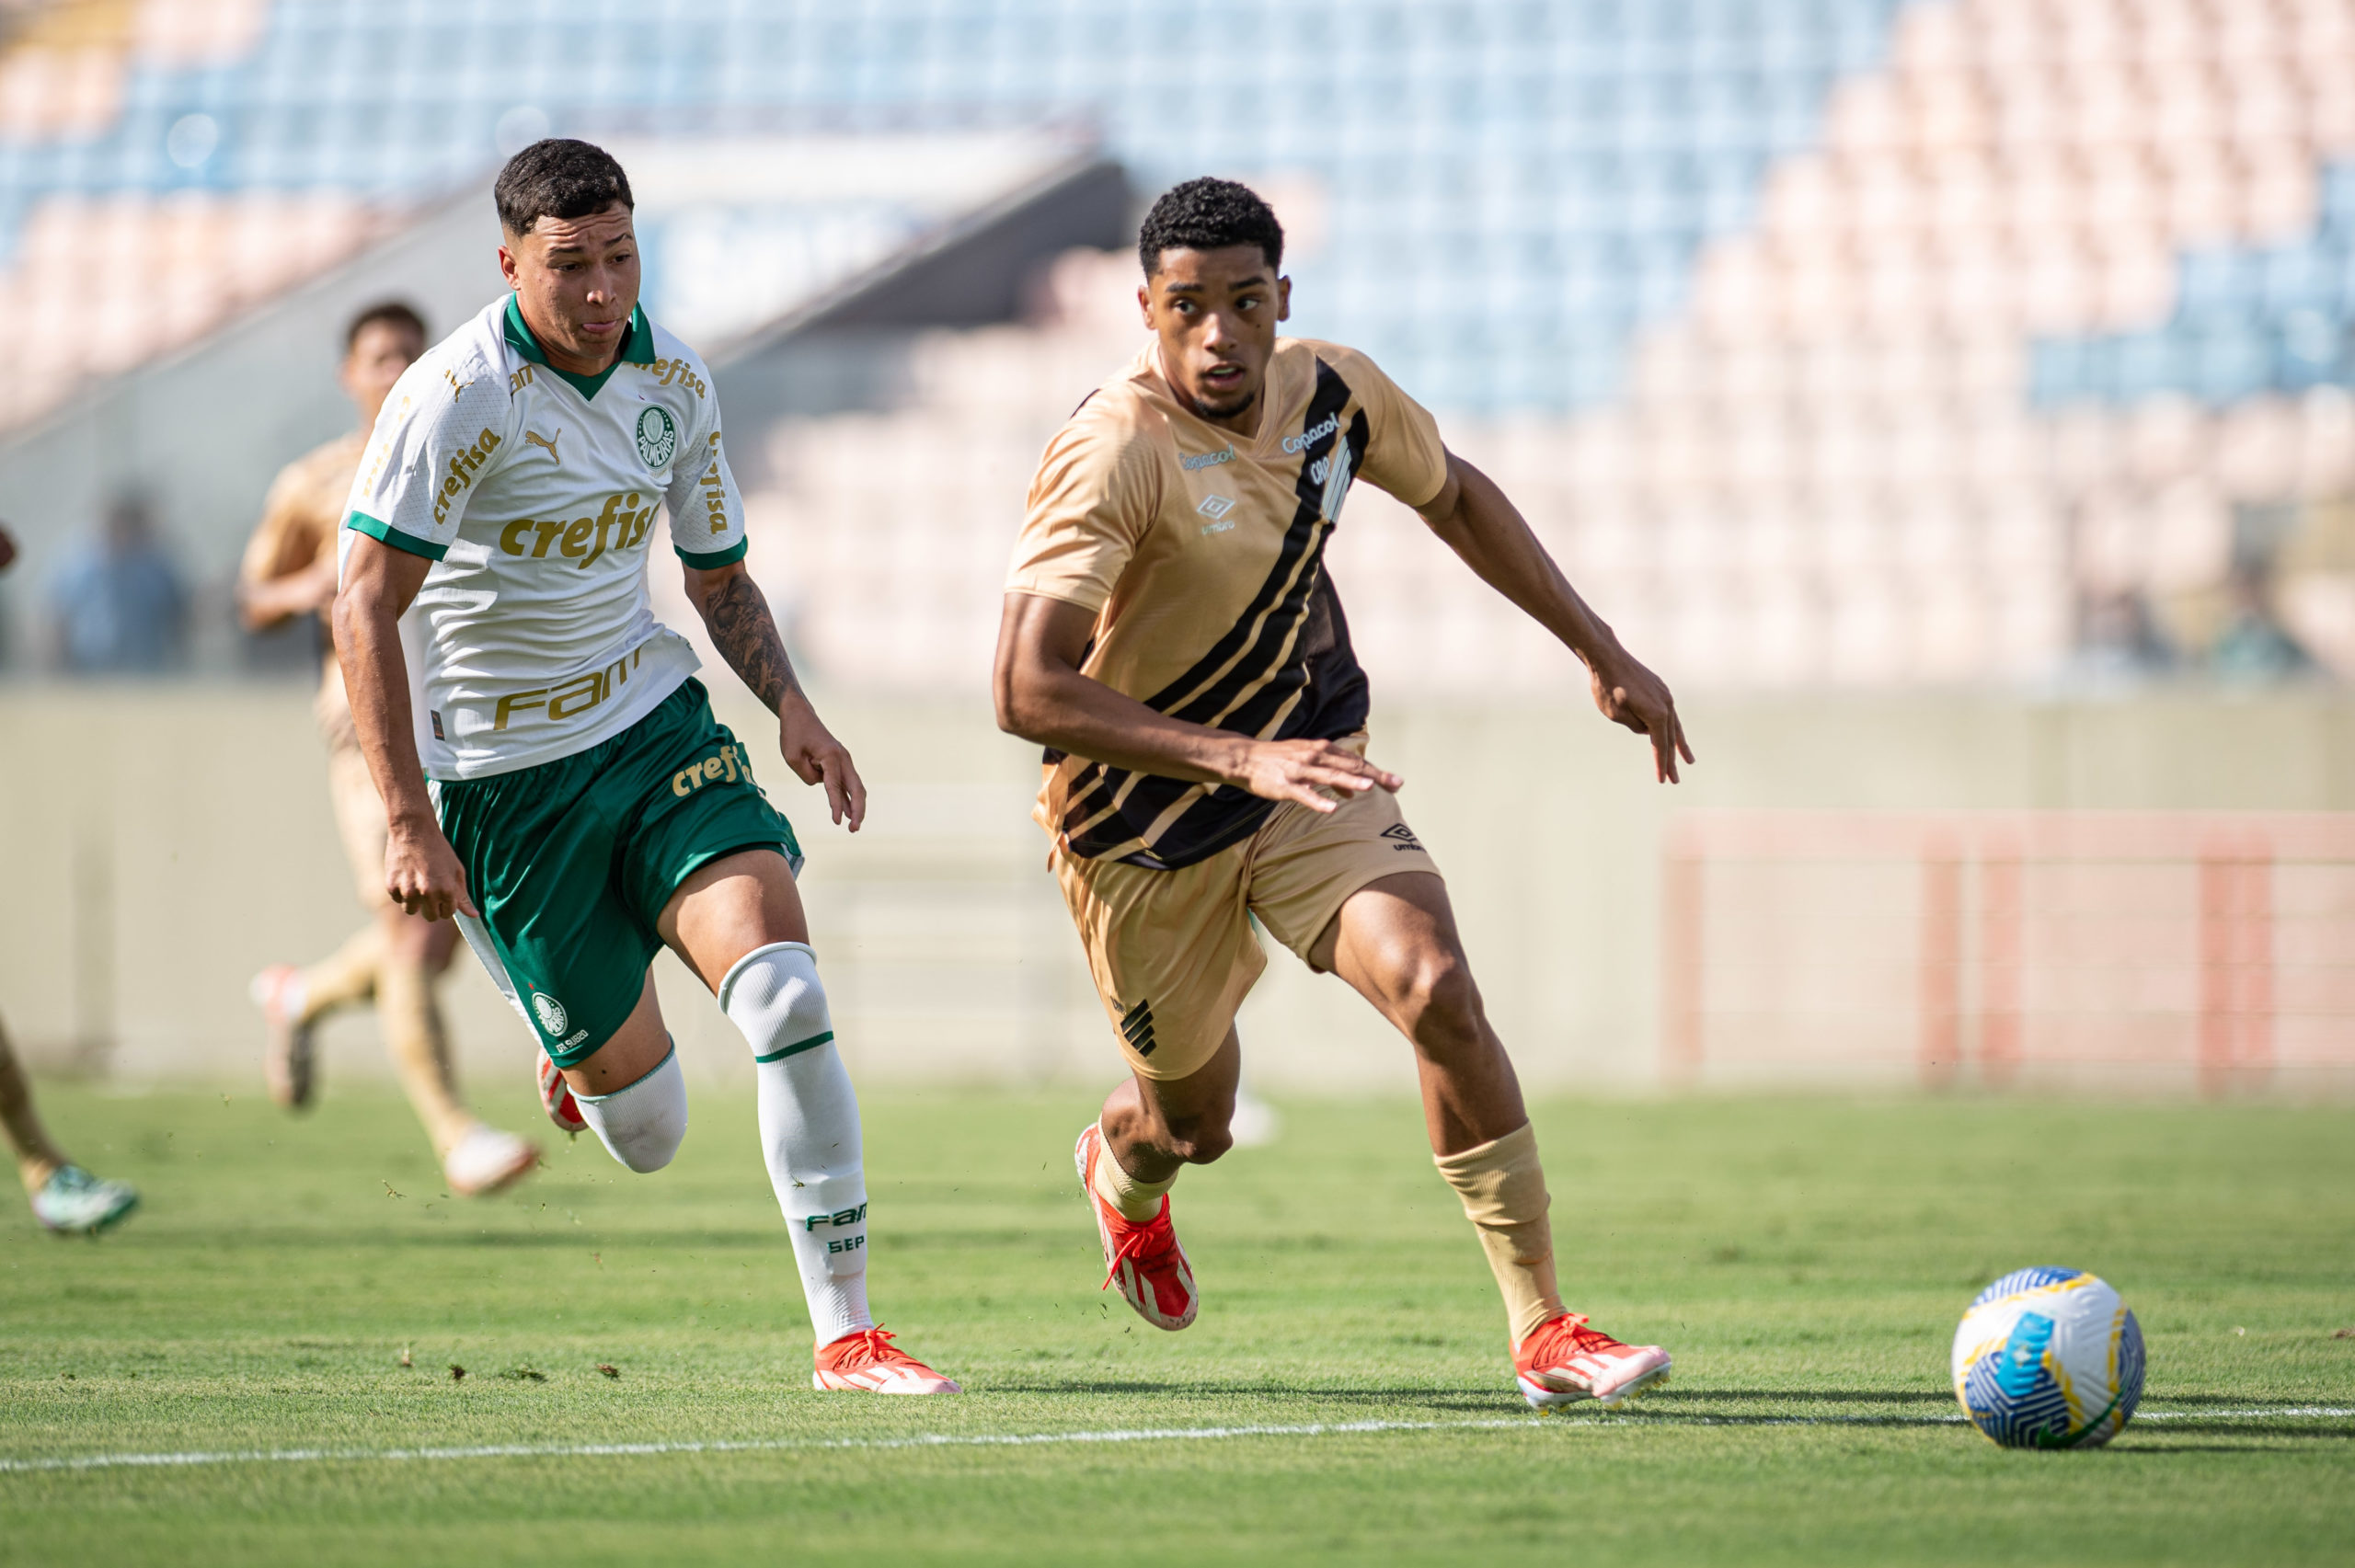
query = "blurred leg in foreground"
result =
(0, 1016, 137, 1236)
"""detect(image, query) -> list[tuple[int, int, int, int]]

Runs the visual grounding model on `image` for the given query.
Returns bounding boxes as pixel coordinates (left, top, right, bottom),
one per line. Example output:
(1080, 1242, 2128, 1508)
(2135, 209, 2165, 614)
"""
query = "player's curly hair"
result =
(1137, 177, 1284, 277)
(495, 138, 634, 236)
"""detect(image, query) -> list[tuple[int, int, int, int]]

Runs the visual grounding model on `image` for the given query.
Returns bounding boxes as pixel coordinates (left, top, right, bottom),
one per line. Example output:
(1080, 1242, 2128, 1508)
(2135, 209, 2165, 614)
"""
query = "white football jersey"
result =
(339, 294, 747, 779)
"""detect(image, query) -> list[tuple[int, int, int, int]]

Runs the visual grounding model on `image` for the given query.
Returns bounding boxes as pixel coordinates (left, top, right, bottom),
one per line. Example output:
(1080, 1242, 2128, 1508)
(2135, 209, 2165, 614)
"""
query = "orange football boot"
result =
(812, 1327, 960, 1395)
(1514, 1312, 1671, 1409)
(1074, 1124, 1198, 1331)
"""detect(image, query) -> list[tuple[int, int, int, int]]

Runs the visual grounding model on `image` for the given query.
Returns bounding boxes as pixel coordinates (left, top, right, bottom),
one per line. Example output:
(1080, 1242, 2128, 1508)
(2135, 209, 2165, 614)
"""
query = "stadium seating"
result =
(9, 0, 2355, 688)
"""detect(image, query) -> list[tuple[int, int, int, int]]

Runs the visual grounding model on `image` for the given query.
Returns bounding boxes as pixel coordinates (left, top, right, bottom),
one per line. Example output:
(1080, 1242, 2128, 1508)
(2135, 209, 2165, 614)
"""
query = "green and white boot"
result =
(30, 1166, 139, 1235)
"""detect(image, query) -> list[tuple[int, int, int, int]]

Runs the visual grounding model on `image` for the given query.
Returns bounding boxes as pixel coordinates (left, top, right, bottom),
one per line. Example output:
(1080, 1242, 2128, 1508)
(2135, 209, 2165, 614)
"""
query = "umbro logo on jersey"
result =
(1179, 445, 1235, 471)
(1196, 494, 1235, 521)
(1382, 822, 1425, 852)
(523, 428, 562, 464)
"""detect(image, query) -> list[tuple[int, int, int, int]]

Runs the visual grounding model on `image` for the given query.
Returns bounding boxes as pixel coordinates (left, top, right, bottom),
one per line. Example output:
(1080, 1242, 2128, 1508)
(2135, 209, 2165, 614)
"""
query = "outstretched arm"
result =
(333, 536, 476, 919)
(993, 592, 1401, 813)
(682, 558, 866, 831)
(1414, 452, 1694, 783)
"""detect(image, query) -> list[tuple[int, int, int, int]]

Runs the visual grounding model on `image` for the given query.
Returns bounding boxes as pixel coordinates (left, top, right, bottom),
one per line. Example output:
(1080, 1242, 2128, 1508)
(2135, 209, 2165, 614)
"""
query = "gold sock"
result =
(1433, 1122, 1566, 1346)
(376, 958, 474, 1157)
(1091, 1124, 1178, 1222)
(296, 923, 385, 1022)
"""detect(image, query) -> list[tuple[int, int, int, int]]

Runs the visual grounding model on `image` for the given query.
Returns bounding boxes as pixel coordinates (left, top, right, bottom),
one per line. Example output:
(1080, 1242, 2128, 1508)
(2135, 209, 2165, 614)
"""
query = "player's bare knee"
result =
(1161, 1108, 1235, 1166)
(1396, 952, 1484, 1055)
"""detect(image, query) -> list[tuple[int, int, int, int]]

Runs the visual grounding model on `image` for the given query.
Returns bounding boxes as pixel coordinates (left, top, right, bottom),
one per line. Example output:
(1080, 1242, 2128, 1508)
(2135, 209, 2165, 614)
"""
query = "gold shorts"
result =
(316, 664, 392, 912)
(1051, 753, 1440, 1082)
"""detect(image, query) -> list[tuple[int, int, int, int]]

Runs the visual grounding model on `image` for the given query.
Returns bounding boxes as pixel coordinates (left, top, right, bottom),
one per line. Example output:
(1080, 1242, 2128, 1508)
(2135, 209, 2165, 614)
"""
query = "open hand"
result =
(1588, 645, 1694, 784)
(778, 692, 867, 831)
(1231, 738, 1402, 813)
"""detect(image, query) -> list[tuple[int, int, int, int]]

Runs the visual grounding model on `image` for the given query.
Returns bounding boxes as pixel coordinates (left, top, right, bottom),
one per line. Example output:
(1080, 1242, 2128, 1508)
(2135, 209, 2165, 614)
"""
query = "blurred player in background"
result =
(333, 140, 955, 1394)
(997, 179, 1691, 1410)
(237, 303, 540, 1199)
(0, 523, 138, 1234)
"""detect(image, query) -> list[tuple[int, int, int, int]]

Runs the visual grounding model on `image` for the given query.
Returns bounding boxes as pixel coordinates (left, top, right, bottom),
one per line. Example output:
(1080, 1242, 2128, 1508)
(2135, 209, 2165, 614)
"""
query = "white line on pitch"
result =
(1, 1407, 2344, 1476)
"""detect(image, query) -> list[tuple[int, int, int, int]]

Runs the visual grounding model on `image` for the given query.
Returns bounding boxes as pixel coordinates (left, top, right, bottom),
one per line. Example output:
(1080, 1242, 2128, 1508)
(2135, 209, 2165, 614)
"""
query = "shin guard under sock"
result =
(719, 942, 874, 1348)
(1433, 1122, 1566, 1345)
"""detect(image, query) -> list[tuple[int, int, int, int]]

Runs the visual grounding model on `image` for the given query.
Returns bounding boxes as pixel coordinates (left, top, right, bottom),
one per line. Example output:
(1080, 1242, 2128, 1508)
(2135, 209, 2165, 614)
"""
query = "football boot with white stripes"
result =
(1514, 1312, 1671, 1409)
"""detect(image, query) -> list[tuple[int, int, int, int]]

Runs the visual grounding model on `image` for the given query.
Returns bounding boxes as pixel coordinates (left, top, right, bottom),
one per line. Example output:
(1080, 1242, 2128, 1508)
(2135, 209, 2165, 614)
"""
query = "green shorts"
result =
(434, 678, 801, 1067)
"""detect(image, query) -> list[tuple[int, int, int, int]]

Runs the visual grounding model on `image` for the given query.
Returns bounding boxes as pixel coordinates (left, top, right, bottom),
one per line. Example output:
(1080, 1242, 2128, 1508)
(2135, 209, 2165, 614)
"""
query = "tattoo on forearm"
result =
(704, 571, 802, 713)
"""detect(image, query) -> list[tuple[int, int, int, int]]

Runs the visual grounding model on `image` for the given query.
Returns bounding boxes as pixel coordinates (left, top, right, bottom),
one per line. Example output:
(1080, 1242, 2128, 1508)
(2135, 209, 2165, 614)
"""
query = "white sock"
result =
(572, 1043, 687, 1173)
(718, 941, 873, 1348)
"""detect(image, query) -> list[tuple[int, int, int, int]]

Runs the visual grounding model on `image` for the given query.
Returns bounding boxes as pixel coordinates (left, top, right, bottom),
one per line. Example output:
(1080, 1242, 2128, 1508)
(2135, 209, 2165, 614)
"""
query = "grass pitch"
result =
(1, 1084, 2349, 1566)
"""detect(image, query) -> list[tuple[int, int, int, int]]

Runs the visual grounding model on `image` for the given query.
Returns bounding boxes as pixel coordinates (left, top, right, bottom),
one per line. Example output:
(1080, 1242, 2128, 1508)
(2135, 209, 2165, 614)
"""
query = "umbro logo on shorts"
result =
(1117, 997, 1156, 1058)
(1382, 823, 1425, 852)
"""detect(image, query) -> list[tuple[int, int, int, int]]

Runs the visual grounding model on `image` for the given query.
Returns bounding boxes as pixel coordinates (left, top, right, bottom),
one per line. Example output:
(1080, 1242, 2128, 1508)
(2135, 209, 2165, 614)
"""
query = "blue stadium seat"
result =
(2177, 248, 2259, 319)
(2191, 321, 2273, 406)
(2276, 311, 2351, 390)
(2262, 243, 2337, 319)
(0, 0, 1919, 414)
(2321, 163, 2355, 237)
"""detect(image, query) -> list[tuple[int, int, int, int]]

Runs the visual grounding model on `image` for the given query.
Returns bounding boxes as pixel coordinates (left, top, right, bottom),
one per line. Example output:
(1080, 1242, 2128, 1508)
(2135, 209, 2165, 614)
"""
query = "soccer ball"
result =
(1951, 1267, 2145, 1449)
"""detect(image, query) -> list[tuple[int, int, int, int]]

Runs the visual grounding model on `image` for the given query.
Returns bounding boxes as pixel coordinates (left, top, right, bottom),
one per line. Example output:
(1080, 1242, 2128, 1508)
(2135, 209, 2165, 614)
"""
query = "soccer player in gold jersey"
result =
(237, 303, 538, 1197)
(996, 179, 1693, 1408)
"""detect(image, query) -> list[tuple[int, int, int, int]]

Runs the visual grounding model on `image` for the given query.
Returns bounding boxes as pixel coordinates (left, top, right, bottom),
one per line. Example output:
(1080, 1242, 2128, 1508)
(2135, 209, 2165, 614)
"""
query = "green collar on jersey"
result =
(502, 293, 656, 401)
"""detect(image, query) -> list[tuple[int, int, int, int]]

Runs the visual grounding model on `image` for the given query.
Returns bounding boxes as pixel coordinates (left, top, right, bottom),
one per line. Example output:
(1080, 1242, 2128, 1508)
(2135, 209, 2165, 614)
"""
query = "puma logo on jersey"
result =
(443, 369, 476, 402)
(523, 428, 562, 464)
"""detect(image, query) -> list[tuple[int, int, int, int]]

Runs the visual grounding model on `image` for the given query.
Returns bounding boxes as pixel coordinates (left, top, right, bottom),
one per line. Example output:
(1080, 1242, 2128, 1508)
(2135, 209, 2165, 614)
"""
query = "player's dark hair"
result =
(494, 138, 634, 236)
(1138, 177, 1283, 278)
(344, 299, 426, 353)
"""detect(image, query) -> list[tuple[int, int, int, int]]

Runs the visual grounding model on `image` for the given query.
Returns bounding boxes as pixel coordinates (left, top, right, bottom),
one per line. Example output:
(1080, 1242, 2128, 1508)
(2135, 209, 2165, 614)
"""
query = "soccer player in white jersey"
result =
(333, 140, 955, 1395)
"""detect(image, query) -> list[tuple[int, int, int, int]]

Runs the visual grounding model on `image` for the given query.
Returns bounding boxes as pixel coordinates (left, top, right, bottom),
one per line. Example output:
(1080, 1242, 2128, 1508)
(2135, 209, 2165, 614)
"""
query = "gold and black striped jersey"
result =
(1007, 338, 1449, 870)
